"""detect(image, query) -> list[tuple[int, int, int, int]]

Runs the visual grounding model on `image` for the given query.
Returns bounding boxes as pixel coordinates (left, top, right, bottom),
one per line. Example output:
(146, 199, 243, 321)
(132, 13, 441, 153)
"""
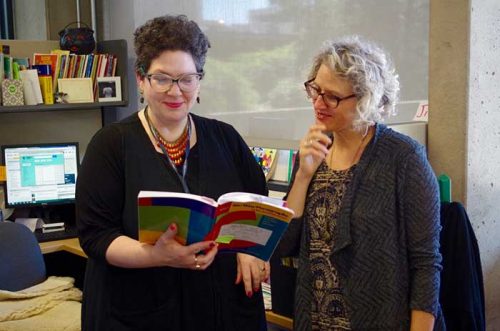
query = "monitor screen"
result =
(2, 142, 79, 208)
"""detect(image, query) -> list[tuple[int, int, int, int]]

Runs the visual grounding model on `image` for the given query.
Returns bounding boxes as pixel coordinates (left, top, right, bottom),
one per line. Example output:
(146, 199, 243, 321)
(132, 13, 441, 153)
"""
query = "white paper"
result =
(217, 192, 290, 211)
(218, 223, 272, 245)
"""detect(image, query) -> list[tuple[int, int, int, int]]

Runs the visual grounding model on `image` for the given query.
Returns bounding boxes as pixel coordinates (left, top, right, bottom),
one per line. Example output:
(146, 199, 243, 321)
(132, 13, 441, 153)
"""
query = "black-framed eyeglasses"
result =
(146, 72, 204, 93)
(304, 79, 356, 109)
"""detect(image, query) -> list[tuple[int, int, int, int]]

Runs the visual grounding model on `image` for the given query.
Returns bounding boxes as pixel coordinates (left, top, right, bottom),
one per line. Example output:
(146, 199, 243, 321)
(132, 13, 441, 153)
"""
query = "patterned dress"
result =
(304, 161, 355, 331)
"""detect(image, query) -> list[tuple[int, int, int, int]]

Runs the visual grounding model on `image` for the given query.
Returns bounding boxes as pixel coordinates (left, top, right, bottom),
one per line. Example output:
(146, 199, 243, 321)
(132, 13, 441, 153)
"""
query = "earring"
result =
(139, 89, 144, 103)
(196, 96, 200, 104)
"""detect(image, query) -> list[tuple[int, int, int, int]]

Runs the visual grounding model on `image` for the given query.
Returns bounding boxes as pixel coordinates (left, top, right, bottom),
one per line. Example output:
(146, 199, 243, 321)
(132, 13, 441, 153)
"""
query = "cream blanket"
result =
(0, 276, 82, 331)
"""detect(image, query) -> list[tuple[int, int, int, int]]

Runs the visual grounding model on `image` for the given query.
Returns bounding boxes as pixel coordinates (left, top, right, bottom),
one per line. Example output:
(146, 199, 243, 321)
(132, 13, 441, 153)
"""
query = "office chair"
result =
(0, 221, 82, 331)
(0, 221, 46, 291)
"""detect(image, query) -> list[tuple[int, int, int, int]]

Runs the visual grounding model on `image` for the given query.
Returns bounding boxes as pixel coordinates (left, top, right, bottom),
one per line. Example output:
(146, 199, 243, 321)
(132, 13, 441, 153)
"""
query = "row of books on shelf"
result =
(0, 44, 119, 107)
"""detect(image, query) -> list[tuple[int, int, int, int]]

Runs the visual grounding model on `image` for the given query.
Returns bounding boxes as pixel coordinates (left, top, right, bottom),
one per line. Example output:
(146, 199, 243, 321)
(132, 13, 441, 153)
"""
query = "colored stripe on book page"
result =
(153, 197, 214, 217)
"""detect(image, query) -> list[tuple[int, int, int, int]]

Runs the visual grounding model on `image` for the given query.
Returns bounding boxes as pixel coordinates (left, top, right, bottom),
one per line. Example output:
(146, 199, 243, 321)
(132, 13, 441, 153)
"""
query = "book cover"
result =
(50, 50, 70, 78)
(33, 53, 58, 91)
(19, 69, 43, 105)
(250, 147, 278, 181)
(13, 57, 30, 70)
(138, 191, 294, 261)
(1, 79, 24, 106)
(57, 78, 94, 103)
(32, 64, 51, 76)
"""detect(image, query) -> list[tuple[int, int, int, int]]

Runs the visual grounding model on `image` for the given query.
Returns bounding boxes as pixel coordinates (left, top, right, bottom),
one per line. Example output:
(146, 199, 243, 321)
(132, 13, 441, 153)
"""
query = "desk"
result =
(39, 238, 293, 330)
(39, 238, 87, 258)
(266, 311, 293, 329)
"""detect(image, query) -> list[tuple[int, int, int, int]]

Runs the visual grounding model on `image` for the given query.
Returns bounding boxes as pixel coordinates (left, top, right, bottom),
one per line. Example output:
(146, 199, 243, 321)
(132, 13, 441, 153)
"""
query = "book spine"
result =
(38, 75, 54, 104)
(106, 55, 114, 76)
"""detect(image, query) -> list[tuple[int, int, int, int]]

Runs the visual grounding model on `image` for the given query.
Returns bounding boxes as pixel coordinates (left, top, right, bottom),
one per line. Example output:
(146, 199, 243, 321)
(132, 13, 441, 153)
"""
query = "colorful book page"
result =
(138, 196, 215, 245)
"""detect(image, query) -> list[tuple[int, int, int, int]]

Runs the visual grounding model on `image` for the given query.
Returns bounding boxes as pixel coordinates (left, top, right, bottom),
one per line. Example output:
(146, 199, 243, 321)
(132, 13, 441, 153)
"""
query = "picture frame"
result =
(57, 78, 94, 103)
(97, 76, 122, 102)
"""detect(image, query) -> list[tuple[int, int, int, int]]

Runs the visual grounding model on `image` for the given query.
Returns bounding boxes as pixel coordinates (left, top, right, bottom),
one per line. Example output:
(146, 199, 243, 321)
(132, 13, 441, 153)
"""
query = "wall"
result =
(100, 0, 137, 124)
(428, 0, 469, 204)
(429, 0, 500, 328)
(103, 0, 429, 134)
(45, 0, 93, 40)
(13, 0, 46, 40)
(13, 0, 93, 41)
(468, 0, 500, 328)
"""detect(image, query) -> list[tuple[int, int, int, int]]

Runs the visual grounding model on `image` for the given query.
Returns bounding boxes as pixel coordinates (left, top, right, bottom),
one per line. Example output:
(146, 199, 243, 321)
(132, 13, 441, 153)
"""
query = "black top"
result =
(440, 202, 485, 331)
(76, 112, 268, 331)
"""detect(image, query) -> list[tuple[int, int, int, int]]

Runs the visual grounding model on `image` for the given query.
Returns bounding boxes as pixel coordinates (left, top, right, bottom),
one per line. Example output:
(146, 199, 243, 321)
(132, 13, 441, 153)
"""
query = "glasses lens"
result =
(178, 74, 201, 92)
(150, 74, 173, 92)
(305, 84, 319, 99)
(323, 95, 339, 108)
(305, 83, 341, 108)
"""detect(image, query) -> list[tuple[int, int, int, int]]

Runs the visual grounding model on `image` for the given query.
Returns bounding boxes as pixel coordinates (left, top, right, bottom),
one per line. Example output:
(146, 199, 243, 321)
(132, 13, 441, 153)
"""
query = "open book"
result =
(138, 191, 294, 261)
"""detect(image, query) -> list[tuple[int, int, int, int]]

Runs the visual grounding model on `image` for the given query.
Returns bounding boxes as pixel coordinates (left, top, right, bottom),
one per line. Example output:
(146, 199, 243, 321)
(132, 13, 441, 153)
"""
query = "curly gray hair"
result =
(308, 36, 399, 129)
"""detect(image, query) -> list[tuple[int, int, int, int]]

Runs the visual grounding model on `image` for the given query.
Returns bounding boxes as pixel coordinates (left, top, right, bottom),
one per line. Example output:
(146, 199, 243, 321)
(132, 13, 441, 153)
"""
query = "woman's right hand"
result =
(297, 124, 331, 179)
(150, 223, 218, 270)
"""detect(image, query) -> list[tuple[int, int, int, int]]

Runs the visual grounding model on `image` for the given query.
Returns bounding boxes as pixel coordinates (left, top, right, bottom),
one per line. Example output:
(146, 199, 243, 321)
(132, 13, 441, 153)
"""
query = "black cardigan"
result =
(76, 112, 268, 331)
(275, 124, 445, 330)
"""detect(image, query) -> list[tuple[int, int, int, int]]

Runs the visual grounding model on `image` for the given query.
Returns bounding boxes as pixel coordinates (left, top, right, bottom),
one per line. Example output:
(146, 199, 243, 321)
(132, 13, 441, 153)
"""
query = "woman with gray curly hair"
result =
(77, 15, 269, 330)
(275, 36, 445, 330)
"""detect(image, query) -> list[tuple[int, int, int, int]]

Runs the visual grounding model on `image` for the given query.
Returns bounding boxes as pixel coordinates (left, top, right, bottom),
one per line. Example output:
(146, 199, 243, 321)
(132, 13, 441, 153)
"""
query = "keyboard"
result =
(34, 223, 78, 243)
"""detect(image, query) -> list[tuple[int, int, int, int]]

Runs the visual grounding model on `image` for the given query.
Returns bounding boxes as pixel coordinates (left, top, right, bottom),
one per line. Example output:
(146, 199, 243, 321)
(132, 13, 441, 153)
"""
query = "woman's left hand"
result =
(235, 253, 270, 298)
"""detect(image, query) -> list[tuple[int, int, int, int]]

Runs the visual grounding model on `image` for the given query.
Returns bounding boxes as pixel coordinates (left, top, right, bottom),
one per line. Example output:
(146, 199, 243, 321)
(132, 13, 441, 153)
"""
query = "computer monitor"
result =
(1, 142, 79, 211)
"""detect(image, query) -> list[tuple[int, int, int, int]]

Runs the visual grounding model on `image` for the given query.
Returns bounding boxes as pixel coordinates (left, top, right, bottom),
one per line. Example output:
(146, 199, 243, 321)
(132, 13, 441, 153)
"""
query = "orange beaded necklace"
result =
(144, 107, 190, 167)
(155, 122, 189, 166)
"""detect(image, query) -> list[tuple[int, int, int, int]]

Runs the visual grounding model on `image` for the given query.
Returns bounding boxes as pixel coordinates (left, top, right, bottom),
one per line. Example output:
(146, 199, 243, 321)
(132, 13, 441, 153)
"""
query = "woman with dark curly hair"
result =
(76, 15, 269, 330)
(274, 36, 445, 330)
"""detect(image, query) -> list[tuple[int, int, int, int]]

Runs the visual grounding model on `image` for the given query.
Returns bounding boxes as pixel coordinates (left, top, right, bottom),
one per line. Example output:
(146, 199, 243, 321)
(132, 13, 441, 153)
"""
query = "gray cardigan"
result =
(275, 124, 445, 331)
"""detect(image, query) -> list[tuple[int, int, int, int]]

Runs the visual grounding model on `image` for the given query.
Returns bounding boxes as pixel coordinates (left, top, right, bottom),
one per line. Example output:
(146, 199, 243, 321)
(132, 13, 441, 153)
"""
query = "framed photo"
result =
(97, 76, 122, 102)
(57, 78, 94, 103)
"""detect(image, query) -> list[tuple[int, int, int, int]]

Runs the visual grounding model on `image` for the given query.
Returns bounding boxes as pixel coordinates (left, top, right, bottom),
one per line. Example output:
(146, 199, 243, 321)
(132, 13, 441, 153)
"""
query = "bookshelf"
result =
(0, 39, 129, 158)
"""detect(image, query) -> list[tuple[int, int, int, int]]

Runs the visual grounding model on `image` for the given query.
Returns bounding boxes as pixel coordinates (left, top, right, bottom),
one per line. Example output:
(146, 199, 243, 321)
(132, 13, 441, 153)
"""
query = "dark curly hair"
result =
(134, 15, 210, 76)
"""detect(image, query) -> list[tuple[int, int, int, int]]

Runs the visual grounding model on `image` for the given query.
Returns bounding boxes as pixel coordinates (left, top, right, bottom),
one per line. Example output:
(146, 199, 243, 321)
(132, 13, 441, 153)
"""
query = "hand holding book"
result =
(138, 191, 294, 261)
(149, 222, 217, 271)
